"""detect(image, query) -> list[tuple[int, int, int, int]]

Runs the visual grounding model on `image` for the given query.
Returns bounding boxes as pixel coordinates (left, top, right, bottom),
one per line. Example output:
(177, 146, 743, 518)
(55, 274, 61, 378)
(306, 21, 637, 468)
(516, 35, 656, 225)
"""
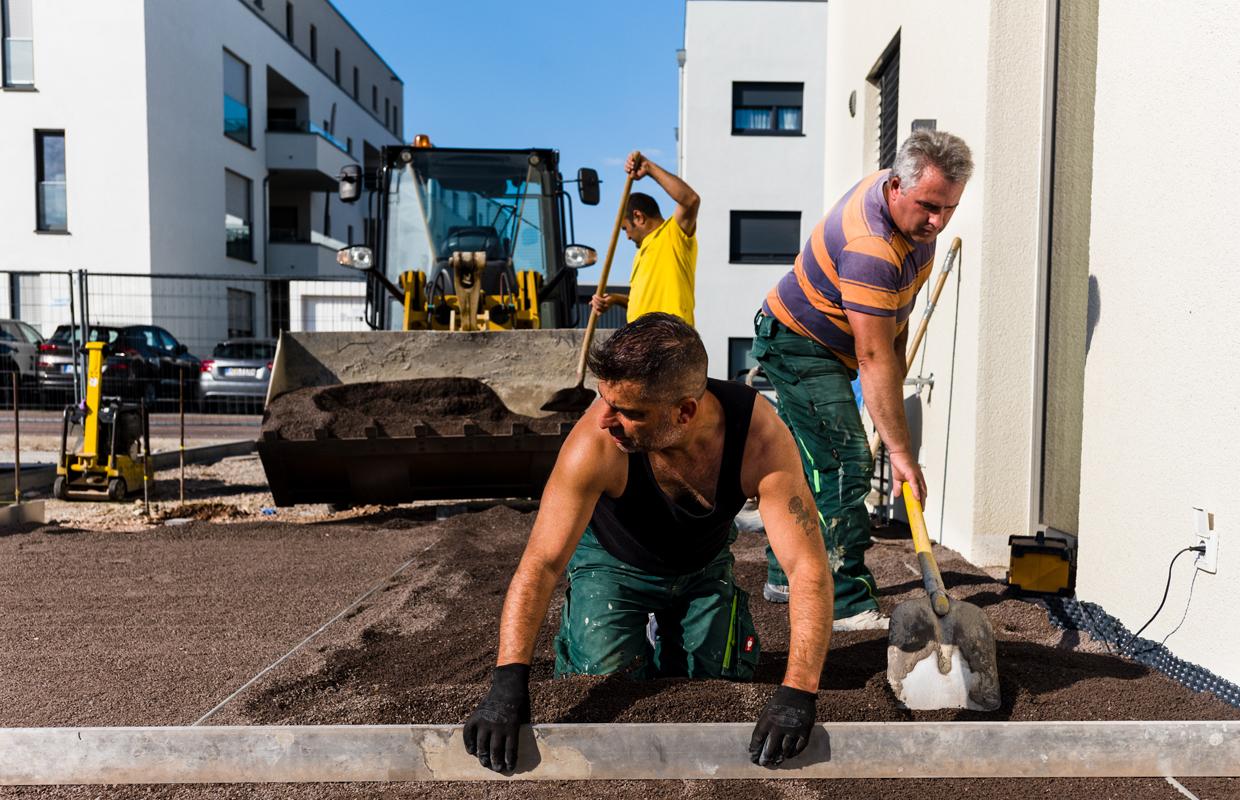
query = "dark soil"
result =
(3, 506, 1237, 799)
(262, 379, 580, 440)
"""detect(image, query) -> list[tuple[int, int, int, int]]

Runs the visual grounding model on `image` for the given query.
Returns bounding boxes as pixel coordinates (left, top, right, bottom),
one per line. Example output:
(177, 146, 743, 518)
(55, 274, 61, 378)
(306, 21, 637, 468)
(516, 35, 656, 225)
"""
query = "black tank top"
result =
(590, 378, 757, 576)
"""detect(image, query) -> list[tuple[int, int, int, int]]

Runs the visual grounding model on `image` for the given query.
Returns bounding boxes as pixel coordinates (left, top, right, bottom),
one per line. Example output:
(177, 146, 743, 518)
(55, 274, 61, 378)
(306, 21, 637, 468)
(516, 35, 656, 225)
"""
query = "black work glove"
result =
(463, 663, 530, 773)
(749, 685, 816, 768)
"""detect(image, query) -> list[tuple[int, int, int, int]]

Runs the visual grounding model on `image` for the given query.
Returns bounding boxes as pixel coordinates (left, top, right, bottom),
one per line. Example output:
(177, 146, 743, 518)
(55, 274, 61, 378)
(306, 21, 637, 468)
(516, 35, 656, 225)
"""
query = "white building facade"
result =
(689, 0, 1240, 687)
(679, 0, 829, 382)
(0, 0, 402, 351)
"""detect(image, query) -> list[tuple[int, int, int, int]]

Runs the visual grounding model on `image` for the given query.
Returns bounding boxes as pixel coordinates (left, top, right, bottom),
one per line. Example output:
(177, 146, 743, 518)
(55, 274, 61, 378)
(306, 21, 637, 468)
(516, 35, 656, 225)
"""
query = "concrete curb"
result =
(0, 441, 258, 497)
(0, 721, 1237, 783)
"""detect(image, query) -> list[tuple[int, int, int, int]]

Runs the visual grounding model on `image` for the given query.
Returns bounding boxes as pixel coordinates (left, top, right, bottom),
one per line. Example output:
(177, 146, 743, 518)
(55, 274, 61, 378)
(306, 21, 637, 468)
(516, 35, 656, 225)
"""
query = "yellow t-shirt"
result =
(626, 217, 698, 326)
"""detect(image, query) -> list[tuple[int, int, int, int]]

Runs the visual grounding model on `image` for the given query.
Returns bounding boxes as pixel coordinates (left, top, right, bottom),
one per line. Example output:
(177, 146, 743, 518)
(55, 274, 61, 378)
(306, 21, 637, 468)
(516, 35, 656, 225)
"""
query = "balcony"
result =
(266, 232, 354, 278)
(265, 123, 356, 191)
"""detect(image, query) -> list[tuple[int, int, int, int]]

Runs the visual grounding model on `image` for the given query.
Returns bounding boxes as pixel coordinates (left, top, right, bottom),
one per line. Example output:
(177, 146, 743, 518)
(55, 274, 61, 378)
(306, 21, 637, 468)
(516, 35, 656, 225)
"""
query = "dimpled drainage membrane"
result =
(1044, 596, 1240, 708)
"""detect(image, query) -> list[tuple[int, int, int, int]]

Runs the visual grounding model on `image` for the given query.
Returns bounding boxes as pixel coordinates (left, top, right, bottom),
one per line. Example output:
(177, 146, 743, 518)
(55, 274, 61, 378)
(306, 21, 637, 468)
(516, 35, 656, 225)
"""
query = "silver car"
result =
(198, 338, 276, 410)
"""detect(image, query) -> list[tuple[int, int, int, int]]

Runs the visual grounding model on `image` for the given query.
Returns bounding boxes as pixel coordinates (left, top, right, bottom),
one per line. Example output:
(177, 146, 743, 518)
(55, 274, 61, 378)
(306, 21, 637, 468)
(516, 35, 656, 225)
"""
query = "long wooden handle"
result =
(868, 237, 962, 458)
(573, 172, 635, 383)
(902, 482, 950, 616)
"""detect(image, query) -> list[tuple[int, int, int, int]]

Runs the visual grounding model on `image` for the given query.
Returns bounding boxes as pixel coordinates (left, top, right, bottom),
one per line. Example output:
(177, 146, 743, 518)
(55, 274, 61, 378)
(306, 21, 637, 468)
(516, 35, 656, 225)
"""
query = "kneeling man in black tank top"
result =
(464, 313, 834, 772)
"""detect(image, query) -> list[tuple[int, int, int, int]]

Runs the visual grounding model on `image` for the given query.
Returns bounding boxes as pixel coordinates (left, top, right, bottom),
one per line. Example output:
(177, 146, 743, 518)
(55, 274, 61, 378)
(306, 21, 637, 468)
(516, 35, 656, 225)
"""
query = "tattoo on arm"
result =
(787, 495, 818, 538)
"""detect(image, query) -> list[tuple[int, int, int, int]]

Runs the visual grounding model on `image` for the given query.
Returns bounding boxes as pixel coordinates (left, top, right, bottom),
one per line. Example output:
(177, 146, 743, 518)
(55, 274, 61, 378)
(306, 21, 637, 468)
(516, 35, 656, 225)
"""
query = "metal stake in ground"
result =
(12, 371, 19, 504)
(179, 373, 185, 504)
(141, 399, 151, 518)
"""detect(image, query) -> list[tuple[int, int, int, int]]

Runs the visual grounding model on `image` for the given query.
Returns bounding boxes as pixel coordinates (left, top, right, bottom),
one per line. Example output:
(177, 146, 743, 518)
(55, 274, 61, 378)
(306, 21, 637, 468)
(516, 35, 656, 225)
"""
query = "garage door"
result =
(300, 296, 367, 332)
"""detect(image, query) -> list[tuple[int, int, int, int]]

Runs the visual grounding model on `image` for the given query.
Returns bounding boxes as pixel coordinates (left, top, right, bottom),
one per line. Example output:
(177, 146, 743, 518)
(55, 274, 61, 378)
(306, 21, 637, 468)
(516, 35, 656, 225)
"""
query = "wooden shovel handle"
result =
(902, 482, 951, 616)
(573, 172, 635, 383)
(868, 237, 962, 458)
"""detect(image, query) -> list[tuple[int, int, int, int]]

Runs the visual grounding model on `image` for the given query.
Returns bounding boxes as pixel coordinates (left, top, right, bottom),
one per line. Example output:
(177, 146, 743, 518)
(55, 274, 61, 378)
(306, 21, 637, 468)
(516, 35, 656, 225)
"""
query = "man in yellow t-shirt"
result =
(590, 151, 700, 326)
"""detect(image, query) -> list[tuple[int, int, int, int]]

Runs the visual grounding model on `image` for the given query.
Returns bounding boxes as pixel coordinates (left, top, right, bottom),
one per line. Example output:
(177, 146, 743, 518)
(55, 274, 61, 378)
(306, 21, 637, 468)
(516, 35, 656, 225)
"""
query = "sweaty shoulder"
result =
(556, 400, 627, 497)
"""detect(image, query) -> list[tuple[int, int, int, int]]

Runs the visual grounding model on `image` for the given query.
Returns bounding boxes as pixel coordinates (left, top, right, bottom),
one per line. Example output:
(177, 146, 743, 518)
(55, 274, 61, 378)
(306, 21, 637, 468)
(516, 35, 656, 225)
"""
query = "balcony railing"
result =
(266, 118, 349, 154)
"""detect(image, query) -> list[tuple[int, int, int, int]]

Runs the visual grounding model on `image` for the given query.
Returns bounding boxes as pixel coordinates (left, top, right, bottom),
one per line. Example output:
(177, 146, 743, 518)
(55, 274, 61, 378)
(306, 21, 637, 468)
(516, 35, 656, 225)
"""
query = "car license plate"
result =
(61, 364, 74, 373)
(224, 367, 257, 377)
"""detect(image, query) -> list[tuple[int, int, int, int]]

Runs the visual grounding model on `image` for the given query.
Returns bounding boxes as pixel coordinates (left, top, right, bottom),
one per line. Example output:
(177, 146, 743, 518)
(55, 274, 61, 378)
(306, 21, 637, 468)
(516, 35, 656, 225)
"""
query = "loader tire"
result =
(107, 478, 128, 502)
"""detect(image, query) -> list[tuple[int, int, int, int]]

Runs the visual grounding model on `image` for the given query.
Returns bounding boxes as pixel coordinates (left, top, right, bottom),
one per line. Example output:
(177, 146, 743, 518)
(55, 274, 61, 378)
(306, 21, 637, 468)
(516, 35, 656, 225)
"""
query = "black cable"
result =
(1125, 546, 1203, 654)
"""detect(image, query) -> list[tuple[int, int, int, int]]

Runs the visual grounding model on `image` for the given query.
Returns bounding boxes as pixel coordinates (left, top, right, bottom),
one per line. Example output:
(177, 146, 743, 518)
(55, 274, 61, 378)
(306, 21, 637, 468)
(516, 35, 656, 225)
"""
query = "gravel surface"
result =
(1, 504, 1236, 798)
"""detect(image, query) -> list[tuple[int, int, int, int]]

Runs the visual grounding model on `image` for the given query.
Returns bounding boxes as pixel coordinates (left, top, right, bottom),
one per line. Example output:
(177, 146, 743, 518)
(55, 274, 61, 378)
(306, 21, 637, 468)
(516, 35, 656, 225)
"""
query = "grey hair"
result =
(892, 130, 974, 188)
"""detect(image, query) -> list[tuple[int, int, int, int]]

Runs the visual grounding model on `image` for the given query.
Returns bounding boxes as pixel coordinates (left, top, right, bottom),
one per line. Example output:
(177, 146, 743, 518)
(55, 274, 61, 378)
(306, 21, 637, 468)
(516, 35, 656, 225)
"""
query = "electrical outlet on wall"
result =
(1193, 507, 1218, 574)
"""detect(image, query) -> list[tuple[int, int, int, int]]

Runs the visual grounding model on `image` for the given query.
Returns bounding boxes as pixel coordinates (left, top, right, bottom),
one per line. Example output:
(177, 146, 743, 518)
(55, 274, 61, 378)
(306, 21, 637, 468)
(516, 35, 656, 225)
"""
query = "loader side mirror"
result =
(338, 164, 362, 203)
(577, 168, 600, 206)
(564, 245, 597, 269)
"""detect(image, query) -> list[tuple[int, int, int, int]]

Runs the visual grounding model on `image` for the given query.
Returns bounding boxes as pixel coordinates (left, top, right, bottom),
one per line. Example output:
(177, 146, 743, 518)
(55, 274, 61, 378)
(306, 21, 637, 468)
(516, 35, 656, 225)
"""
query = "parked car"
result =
(0, 319, 45, 405)
(35, 324, 123, 399)
(198, 338, 275, 410)
(102, 325, 201, 407)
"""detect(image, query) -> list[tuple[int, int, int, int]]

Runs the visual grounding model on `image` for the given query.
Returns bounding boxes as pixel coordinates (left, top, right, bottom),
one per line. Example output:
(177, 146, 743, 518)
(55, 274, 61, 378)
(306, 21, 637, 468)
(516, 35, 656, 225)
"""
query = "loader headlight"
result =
(564, 245, 597, 269)
(336, 246, 374, 271)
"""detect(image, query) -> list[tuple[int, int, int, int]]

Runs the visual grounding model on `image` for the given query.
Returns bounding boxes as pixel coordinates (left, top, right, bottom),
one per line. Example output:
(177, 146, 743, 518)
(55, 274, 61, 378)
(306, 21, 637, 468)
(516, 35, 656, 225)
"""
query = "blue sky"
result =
(331, 0, 686, 285)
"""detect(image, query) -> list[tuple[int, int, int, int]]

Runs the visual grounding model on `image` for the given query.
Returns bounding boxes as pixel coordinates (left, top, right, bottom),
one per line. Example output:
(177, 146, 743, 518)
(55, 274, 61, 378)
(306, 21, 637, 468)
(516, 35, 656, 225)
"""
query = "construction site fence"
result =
(0, 270, 624, 417)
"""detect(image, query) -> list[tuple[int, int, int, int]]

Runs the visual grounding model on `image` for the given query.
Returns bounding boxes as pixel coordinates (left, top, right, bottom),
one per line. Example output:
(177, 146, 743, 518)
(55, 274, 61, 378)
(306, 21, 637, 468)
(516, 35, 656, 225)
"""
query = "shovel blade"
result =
(540, 385, 596, 413)
(886, 596, 1001, 711)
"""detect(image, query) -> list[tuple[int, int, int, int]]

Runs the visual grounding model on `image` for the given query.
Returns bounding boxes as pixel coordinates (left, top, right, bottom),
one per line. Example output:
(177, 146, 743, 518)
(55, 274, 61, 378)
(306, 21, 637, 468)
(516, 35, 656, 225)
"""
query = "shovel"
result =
(540, 172, 635, 413)
(886, 482, 1001, 711)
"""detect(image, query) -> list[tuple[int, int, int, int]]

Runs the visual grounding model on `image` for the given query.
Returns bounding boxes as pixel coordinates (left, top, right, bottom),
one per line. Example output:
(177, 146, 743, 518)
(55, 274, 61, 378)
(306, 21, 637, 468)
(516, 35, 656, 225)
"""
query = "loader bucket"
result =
(257, 329, 609, 506)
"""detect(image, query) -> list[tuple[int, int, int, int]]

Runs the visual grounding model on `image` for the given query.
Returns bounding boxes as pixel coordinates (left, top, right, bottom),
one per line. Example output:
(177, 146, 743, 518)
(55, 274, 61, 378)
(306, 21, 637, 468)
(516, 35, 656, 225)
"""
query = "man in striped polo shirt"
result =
(752, 130, 973, 630)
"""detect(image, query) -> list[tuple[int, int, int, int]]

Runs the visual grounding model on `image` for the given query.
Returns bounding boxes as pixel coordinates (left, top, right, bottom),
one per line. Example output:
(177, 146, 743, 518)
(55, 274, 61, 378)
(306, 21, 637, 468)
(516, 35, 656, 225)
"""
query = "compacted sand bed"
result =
(1, 505, 1237, 799)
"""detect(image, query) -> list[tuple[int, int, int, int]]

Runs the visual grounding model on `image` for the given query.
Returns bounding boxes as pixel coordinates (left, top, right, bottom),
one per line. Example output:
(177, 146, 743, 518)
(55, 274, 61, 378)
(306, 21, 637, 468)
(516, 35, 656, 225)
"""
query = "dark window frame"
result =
(333, 48, 341, 83)
(222, 48, 251, 147)
(34, 129, 67, 232)
(392, 104, 398, 137)
(732, 81, 804, 137)
(284, 1, 293, 42)
(868, 32, 901, 170)
(225, 169, 254, 262)
(727, 337, 770, 387)
(729, 210, 801, 265)
(352, 66, 359, 99)
(371, 84, 377, 112)
(309, 23, 317, 62)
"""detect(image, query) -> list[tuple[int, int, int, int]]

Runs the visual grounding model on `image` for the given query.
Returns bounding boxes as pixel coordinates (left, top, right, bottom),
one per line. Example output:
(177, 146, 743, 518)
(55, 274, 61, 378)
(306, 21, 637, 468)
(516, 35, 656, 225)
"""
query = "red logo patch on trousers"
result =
(744, 636, 755, 653)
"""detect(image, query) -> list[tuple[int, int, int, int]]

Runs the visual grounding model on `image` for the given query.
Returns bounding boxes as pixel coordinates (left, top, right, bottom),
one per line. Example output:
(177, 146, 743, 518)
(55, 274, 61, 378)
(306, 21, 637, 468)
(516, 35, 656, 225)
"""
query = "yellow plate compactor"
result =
(54, 341, 151, 502)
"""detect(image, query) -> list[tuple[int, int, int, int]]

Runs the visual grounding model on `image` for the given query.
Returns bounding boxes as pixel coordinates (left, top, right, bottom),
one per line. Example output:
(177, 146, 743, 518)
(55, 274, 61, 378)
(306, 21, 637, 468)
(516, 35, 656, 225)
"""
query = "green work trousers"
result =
(553, 526, 760, 680)
(750, 313, 879, 619)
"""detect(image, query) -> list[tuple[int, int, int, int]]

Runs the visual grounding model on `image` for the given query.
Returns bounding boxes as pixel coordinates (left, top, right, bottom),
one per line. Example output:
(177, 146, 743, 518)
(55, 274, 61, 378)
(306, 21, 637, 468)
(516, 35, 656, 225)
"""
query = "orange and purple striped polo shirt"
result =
(762, 169, 935, 369)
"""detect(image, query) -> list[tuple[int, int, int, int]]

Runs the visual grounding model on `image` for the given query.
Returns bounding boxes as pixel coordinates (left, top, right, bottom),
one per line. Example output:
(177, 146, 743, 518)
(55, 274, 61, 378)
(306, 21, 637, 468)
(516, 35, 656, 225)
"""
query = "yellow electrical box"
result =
(1007, 531, 1075, 595)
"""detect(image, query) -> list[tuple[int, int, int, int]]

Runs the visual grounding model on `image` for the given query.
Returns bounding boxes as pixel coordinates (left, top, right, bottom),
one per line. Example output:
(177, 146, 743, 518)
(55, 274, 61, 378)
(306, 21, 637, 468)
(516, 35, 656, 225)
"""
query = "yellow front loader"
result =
(257, 141, 611, 506)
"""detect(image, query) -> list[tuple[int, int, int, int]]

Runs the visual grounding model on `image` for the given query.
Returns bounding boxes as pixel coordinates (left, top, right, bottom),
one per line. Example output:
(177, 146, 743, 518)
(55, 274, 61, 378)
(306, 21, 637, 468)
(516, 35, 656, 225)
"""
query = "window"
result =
(392, 105, 398, 137)
(352, 66, 359, 99)
(333, 48, 341, 83)
(869, 33, 900, 169)
(728, 338, 769, 387)
(223, 49, 250, 146)
(371, 84, 377, 112)
(35, 131, 66, 231)
(346, 135, 352, 155)
(227, 289, 255, 338)
(729, 211, 800, 264)
(255, 0, 263, 8)
(284, 1, 293, 41)
(347, 224, 354, 245)
(225, 170, 253, 260)
(2, 0, 34, 86)
(309, 24, 317, 61)
(732, 82, 802, 135)
(384, 97, 390, 128)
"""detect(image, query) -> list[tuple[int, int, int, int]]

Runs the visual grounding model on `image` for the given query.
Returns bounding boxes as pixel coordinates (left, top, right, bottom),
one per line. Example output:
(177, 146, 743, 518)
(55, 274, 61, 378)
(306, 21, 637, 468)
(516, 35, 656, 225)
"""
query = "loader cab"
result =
(340, 145, 598, 331)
